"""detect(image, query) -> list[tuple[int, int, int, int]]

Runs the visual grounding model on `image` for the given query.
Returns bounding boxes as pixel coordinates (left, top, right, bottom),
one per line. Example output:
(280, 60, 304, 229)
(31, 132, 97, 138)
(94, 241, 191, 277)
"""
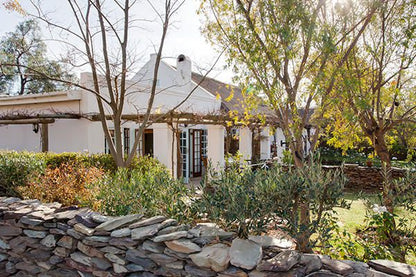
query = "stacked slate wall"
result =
(0, 197, 415, 277)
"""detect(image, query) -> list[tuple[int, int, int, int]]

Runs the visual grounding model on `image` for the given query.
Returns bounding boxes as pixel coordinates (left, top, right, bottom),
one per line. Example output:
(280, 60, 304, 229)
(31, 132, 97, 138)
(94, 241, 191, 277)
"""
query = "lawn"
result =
(332, 192, 416, 265)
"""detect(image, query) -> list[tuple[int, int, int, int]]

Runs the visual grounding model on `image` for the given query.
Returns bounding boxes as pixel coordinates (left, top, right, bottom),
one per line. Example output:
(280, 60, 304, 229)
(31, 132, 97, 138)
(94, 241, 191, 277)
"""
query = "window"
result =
(104, 129, 115, 154)
(124, 128, 130, 154)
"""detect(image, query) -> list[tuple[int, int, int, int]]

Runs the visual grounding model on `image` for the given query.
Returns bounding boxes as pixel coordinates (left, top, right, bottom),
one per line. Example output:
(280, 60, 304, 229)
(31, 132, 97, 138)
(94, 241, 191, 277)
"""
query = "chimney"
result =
(176, 54, 192, 87)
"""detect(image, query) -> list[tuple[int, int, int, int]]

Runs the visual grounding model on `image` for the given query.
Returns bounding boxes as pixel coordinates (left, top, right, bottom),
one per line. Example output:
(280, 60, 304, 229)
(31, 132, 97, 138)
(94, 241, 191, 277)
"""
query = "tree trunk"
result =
(373, 129, 394, 213)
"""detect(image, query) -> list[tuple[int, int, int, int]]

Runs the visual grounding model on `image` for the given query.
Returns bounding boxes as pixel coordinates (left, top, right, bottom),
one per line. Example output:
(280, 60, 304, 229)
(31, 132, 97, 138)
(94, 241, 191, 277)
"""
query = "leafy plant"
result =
(18, 163, 104, 207)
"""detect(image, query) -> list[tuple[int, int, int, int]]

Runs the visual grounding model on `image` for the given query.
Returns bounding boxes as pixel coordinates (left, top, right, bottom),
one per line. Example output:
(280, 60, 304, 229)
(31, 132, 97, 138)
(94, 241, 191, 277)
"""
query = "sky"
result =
(0, 0, 233, 84)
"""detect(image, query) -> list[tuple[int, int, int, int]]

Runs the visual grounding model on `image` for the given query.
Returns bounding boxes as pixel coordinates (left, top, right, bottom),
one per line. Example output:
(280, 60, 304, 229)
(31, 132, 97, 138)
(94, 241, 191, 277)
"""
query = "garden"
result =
(1, 150, 415, 266)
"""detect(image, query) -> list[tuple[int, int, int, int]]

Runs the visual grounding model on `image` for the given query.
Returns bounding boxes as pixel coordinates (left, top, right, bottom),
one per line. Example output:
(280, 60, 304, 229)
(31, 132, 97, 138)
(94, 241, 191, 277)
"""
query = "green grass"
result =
(331, 192, 416, 265)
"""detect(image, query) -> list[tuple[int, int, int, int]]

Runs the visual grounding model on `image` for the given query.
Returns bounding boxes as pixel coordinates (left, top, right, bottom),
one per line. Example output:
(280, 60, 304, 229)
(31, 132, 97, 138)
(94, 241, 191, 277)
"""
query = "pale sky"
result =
(0, 0, 233, 84)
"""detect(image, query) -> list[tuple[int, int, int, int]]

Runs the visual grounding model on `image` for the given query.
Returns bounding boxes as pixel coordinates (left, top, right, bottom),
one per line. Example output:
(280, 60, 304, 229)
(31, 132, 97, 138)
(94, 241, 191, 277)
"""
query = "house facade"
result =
(0, 54, 311, 181)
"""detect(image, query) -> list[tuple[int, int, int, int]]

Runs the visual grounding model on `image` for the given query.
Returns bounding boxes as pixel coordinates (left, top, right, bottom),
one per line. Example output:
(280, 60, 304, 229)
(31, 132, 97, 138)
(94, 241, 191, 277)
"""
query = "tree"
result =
(2, 0, 24, 14)
(21, 0, 188, 168)
(0, 19, 71, 95)
(200, 0, 380, 251)
(328, 0, 416, 213)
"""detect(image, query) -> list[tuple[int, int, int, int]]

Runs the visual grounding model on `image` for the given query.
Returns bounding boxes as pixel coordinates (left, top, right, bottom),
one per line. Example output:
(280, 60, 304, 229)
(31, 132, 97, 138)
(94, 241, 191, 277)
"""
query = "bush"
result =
(92, 156, 193, 222)
(0, 151, 46, 197)
(18, 163, 104, 207)
(194, 160, 348, 250)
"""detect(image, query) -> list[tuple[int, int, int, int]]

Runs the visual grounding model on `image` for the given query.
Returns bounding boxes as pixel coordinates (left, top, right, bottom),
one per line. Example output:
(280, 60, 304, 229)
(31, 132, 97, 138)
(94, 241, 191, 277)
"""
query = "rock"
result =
(0, 253, 7, 262)
(131, 224, 161, 240)
(104, 252, 125, 265)
(77, 241, 104, 258)
(28, 248, 52, 262)
(142, 240, 166, 253)
(164, 247, 190, 259)
(368, 260, 416, 277)
(0, 224, 22, 236)
(249, 235, 294, 249)
(96, 214, 143, 231)
(23, 229, 47, 238)
(190, 224, 235, 245)
(341, 260, 369, 274)
(92, 257, 112, 270)
(159, 218, 178, 229)
(70, 251, 92, 266)
(57, 236, 76, 249)
(41, 234, 57, 248)
(5, 261, 16, 274)
(91, 213, 111, 224)
(53, 247, 71, 257)
(218, 266, 248, 277)
(165, 239, 201, 254)
(149, 253, 178, 266)
(305, 269, 343, 277)
(100, 246, 124, 255)
(9, 236, 39, 254)
(300, 254, 322, 274)
(166, 260, 184, 270)
(83, 236, 111, 247)
(321, 258, 354, 275)
(126, 263, 145, 272)
(111, 227, 131, 238)
(19, 216, 43, 226)
(0, 238, 10, 250)
(43, 222, 56, 228)
(257, 250, 301, 272)
(126, 249, 157, 270)
(67, 228, 85, 240)
(50, 228, 66, 235)
(74, 223, 95, 236)
(184, 264, 217, 277)
(114, 263, 129, 274)
(15, 261, 42, 275)
(54, 208, 82, 220)
(158, 224, 189, 236)
(190, 243, 230, 272)
(49, 255, 64, 265)
(75, 212, 100, 228)
(230, 239, 262, 270)
(129, 215, 166, 229)
(366, 269, 395, 277)
(152, 231, 188, 242)
(109, 237, 139, 248)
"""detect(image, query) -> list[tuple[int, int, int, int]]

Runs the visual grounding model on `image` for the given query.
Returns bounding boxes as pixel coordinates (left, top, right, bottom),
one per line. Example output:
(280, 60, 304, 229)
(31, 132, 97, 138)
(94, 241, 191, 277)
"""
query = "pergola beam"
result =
(0, 118, 55, 125)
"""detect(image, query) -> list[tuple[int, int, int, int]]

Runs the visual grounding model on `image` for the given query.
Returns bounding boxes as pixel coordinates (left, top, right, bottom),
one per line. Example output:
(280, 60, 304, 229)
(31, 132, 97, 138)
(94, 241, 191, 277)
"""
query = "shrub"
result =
(0, 151, 46, 197)
(194, 160, 348, 250)
(92, 156, 193, 222)
(18, 163, 104, 207)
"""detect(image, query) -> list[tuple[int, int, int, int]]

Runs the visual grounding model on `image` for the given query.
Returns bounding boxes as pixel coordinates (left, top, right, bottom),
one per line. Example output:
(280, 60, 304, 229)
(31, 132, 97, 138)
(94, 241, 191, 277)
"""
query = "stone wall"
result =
(323, 165, 406, 191)
(0, 197, 415, 277)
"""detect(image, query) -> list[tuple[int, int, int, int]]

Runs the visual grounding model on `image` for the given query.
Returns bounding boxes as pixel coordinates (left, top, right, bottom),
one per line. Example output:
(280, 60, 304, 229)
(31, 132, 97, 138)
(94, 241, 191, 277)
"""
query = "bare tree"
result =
(20, 0, 187, 168)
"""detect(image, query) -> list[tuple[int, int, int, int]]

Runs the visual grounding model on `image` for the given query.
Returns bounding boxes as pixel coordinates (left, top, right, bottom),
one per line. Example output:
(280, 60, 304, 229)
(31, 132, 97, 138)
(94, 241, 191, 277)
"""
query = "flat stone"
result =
(100, 246, 124, 255)
(15, 261, 42, 275)
(50, 228, 66, 235)
(77, 241, 104, 258)
(57, 236, 76, 249)
(159, 218, 178, 229)
(111, 227, 131, 238)
(257, 250, 301, 272)
(249, 235, 294, 249)
(218, 266, 248, 277)
(114, 263, 129, 274)
(126, 263, 145, 272)
(43, 222, 56, 228)
(104, 252, 125, 265)
(129, 215, 166, 229)
(166, 238, 201, 253)
(9, 236, 39, 254)
(67, 228, 85, 240)
(70, 251, 92, 266)
(152, 231, 188, 242)
(300, 254, 322, 274)
(91, 213, 112, 224)
(54, 209, 82, 220)
(166, 260, 184, 270)
(191, 225, 235, 245)
(322, 258, 354, 275)
(341, 260, 369, 274)
(0, 224, 22, 236)
(149, 253, 178, 266)
(230, 239, 262, 270)
(109, 237, 139, 248)
(142, 240, 166, 253)
(96, 214, 143, 231)
(158, 224, 189, 235)
(366, 269, 395, 277)
(23, 229, 47, 238)
(0, 238, 10, 249)
(28, 248, 52, 262)
(305, 269, 343, 277)
(2, 197, 21, 204)
(92, 257, 112, 270)
(19, 216, 43, 226)
(53, 247, 71, 257)
(164, 247, 190, 259)
(0, 253, 7, 262)
(126, 249, 157, 270)
(185, 264, 216, 277)
(49, 255, 64, 265)
(83, 236, 110, 247)
(190, 243, 230, 272)
(30, 211, 54, 221)
(74, 223, 95, 236)
(5, 261, 16, 274)
(75, 212, 100, 228)
(368, 260, 416, 277)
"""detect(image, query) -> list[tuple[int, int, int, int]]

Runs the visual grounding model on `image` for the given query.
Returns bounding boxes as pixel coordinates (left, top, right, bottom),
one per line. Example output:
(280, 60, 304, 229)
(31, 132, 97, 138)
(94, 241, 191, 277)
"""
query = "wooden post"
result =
(41, 123, 49, 152)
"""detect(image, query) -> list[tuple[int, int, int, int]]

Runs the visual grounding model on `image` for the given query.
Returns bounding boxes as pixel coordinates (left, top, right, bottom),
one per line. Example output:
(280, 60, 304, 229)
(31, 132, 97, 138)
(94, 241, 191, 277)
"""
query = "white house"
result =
(0, 54, 311, 181)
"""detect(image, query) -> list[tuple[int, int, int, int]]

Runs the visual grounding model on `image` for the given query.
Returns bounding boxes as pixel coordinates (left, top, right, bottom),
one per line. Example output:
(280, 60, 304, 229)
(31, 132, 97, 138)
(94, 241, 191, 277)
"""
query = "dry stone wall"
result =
(0, 197, 415, 277)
